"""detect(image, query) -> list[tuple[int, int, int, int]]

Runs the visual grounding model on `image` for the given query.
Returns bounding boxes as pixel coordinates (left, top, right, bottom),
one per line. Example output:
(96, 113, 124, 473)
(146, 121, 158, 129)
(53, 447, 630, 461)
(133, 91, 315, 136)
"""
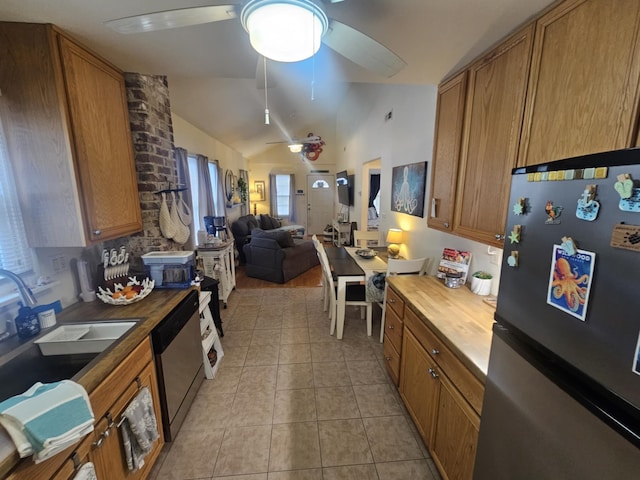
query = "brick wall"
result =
(102, 73, 186, 271)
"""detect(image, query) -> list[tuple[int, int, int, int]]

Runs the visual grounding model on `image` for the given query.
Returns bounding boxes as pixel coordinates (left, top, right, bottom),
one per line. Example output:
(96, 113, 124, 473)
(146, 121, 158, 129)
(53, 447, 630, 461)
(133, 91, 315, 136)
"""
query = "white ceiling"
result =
(0, 0, 554, 157)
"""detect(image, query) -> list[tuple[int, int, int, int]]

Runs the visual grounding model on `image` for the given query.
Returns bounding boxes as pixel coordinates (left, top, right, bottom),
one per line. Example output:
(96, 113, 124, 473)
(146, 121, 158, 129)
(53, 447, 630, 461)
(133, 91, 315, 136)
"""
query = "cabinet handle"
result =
(443, 222, 449, 228)
(93, 229, 102, 236)
(428, 367, 439, 379)
(387, 324, 394, 330)
(385, 356, 392, 362)
(388, 299, 396, 304)
(92, 412, 115, 448)
(431, 348, 439, 355)
(494, 233, 504, 240)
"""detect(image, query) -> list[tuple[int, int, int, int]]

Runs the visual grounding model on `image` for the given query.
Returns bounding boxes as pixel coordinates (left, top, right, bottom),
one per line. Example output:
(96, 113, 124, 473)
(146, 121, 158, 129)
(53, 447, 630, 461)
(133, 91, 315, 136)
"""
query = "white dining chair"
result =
(378, 257, 430, 342)
(353, 230, 381, 248)
(311, 234, 330, 312)
(314, 239, 372, 337)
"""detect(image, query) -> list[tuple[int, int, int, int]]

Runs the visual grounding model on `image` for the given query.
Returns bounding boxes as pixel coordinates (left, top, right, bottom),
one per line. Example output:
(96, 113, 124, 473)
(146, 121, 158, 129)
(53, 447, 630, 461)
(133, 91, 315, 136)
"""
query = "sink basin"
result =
(34, 321, 138, 356)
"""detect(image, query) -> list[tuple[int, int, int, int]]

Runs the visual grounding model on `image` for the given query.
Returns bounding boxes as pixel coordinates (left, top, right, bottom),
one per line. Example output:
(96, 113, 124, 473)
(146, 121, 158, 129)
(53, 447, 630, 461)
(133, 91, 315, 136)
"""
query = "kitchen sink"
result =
(0, 319, 140, 402)
(34, 321, 138, 356)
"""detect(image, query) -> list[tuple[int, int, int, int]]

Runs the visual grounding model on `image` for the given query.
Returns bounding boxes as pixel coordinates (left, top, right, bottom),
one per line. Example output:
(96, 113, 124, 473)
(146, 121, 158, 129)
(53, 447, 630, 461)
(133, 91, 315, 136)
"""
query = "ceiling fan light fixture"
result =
(288, 143, 304, 153)
(241, 0, 328, 62)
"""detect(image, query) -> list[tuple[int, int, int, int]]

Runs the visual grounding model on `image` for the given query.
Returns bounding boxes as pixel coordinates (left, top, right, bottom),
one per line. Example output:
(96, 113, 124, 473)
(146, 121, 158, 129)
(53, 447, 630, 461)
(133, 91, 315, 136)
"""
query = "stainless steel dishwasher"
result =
(151, 290, 204, 441)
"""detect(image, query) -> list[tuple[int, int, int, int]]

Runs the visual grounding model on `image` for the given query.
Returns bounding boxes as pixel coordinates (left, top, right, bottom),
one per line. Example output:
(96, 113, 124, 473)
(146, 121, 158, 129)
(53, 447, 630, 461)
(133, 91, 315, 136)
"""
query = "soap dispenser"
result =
(15, 302, 40, 339)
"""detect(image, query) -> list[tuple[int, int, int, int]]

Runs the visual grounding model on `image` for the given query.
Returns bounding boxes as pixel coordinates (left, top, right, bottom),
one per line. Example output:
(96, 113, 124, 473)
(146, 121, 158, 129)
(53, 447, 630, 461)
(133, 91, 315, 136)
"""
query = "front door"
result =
(307, 175, 334, 235)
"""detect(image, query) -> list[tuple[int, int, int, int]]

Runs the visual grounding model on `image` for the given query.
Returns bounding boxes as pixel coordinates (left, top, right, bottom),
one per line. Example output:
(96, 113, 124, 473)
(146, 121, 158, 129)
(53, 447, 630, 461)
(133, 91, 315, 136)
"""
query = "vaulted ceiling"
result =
(0, 0, 554, 157)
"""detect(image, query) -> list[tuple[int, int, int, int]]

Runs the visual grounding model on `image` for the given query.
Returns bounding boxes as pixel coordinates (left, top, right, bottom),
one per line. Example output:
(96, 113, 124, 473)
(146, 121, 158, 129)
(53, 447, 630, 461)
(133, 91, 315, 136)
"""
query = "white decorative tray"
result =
(97, 276, 154, 305)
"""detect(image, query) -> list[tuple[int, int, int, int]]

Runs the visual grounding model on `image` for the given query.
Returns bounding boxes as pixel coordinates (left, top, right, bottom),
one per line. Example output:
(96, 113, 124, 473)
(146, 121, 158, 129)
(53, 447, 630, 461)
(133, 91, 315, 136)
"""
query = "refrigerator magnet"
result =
(610, 224, 640, 252)
(614, 173, 633, 199)
(507, 251, 518, 267)
(545, 201, 563, 224)
(547, 245, 595, 322)
(560, 236, 577, 256)
(576, 184, 600, 221)
(508, 225, 521, 244)
(513, 197, 526, 215)
(632, 332, 640, 376)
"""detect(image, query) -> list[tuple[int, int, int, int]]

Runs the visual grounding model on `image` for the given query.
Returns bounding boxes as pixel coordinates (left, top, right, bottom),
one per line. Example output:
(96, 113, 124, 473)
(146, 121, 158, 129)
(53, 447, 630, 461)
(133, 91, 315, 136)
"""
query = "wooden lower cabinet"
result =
(90, 338, 164, 480)
(398, 306, 482, 480)
(432, 375, 480, 480)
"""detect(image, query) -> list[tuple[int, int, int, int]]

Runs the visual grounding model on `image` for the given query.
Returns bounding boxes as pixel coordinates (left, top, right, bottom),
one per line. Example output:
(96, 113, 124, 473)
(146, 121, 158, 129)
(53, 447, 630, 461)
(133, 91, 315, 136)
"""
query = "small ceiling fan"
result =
(267, 133, 326, 159)
(105, 0, 406, 78)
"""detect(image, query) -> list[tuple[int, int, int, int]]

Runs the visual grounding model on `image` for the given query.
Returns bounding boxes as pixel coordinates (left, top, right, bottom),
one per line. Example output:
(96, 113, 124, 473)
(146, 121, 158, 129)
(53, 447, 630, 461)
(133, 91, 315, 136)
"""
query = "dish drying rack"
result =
(97, 246, 146, 291)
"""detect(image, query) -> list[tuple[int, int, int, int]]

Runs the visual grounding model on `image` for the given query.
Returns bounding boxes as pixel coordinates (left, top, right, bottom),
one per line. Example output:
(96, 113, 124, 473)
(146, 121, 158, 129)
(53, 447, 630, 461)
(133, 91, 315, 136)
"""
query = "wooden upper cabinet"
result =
(454, 25, 534, 246)
(428, 71, 467, 232)
(519, 0, 640, 166)
(0, 23, 141, 247)
(58, 35, 142, 243)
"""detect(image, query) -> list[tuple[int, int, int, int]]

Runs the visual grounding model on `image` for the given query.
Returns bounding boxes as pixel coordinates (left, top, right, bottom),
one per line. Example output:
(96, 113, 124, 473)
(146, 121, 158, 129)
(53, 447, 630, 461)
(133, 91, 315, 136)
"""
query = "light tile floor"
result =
(150, 286, 441, 480)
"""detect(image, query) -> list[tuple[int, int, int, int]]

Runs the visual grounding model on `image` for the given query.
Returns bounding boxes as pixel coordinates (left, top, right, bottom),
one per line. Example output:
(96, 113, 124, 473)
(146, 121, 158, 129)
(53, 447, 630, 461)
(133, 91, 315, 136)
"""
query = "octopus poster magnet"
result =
(633, 332, 640, 376)
(391, 162, 427, 217)
(547, 245, 595, 321)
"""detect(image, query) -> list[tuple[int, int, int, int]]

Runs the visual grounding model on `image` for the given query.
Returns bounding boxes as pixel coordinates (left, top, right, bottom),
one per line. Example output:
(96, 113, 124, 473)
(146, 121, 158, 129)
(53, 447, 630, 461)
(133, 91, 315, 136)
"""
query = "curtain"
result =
(288, 174, 296, 222)
(269, 174, 277, 217)
(368, 174, 381, 209)
(174, 147, 194, 248)
(212, 160, 230, 237)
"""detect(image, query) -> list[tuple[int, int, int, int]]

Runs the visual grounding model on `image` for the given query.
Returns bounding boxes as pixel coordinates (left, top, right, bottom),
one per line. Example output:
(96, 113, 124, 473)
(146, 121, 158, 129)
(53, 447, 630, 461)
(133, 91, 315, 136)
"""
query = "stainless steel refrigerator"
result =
(474, 148, 640, 479)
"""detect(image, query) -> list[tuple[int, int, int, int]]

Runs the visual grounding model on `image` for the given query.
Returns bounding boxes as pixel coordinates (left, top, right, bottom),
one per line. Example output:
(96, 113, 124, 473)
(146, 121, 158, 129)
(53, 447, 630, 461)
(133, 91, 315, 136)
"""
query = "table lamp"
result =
(386, 228, 404, 258)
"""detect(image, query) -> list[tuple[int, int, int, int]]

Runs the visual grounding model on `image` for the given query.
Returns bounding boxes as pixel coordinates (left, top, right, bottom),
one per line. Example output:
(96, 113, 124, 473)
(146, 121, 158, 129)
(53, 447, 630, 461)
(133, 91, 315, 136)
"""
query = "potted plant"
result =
(470, 271, 493, 295)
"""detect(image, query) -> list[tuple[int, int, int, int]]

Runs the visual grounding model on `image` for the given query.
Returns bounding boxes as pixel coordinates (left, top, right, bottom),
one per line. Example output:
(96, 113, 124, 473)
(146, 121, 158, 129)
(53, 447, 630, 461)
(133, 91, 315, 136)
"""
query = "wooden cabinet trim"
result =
(428, 71, 468, 231)
(453, 23, 535, 246)
(383, 338, 401, 386)
(518, 0, 640, 166)
(404, 308, 484, 415)
(384, 306, 404, 354)
(386, 287, 405, 318)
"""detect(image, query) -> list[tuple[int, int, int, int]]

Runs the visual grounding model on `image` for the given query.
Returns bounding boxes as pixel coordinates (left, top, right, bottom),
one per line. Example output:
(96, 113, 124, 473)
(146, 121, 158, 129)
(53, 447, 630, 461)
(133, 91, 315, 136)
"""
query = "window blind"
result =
(0, 121, 33, 274)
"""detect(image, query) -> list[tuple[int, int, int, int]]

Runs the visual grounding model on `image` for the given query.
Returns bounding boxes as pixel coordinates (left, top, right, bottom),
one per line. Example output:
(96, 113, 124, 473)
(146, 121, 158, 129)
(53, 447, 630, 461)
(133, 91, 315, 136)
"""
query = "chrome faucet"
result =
(0, 269, 38, 308)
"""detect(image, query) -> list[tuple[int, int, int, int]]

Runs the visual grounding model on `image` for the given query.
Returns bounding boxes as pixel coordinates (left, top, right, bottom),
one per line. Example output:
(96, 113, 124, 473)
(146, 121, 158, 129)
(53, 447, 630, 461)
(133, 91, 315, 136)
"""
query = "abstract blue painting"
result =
(391, 161, 427, 217)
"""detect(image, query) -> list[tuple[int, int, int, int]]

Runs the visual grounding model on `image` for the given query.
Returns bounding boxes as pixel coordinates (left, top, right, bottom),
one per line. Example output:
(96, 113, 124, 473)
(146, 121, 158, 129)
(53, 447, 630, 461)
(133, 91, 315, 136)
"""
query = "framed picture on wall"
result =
(391, 161, 427, 217)
(254, 181, 265, 201)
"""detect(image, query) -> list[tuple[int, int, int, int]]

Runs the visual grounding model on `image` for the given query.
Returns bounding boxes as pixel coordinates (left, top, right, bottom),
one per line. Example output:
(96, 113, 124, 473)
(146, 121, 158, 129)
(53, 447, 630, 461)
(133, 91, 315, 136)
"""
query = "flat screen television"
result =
(337, 185, 351, 206)
(336, 170, 353, 206)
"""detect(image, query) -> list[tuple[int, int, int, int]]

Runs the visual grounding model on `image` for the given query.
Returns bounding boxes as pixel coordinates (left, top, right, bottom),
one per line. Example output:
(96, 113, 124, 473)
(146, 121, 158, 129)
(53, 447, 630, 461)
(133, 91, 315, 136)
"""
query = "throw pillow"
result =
(259, 214, 274, 230)
(271, 216, 282, 228)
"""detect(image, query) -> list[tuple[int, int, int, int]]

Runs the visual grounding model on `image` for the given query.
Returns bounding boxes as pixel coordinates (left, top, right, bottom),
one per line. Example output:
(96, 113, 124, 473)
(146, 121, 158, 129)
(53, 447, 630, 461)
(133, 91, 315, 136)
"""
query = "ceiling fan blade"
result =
(265, 141, 289, 145)
(104, 5, 237, 34)
(255, 56, 278, 90)
(322, 19, 406, 78)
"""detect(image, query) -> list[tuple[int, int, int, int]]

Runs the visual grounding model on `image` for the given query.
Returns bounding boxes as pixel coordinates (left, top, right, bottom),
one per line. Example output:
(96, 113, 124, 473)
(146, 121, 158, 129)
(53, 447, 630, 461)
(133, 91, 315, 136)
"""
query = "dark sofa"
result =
(231, 214, 305, 264)
(243, 229, 319, 283)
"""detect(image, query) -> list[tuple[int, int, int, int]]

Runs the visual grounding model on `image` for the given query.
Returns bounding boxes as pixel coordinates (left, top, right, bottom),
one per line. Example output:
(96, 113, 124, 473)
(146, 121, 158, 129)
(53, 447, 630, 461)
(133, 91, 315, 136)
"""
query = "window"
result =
(312, 180, 329, 188)
(0, 120, 32, 274)
(274, 174, 291, 217)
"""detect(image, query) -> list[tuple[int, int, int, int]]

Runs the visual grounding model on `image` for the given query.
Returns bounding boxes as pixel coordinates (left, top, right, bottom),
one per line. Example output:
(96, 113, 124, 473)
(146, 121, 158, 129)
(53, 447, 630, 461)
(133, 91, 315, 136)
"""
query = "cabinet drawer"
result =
(385, 306, 404, 353)
(383, 338, 401, 386)
(386, 287, 405, 318)
(404, 308, 484, 414)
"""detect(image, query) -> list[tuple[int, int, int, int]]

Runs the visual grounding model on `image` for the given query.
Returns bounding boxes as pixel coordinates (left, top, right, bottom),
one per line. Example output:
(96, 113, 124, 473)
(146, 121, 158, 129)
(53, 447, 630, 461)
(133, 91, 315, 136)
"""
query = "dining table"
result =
(324, 246, 389, 339)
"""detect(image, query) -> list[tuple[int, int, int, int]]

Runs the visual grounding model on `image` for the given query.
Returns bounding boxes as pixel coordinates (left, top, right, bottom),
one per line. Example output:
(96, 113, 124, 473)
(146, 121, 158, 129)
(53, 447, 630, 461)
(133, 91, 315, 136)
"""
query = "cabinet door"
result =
(58, 34, 142, 243)
(431, 374, 480, 480)
(454, 25, 534, 246)
(519, 0, 640, 166)
(92, 361, 163, 480)
(50, 435, 96, 480)
(428, 71, 467, 232)
(399, 329, 440, 445)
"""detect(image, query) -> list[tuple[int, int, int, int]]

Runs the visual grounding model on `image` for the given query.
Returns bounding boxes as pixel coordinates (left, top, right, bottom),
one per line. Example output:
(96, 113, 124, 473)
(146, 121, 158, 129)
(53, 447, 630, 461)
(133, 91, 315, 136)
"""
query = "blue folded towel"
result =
(0, 380, 94, 463)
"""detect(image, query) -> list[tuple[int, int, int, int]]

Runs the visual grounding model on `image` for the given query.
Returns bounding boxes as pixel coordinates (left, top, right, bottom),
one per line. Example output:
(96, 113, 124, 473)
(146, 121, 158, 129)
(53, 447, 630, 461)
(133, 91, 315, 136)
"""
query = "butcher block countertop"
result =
(0, 287, 195, 478)
(386, 275, 495, 382)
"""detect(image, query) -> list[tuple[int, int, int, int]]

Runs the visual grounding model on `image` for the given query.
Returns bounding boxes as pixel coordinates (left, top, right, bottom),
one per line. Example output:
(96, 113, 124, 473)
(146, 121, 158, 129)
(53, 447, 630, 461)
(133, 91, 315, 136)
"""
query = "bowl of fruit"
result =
(96, 276, 155, 305)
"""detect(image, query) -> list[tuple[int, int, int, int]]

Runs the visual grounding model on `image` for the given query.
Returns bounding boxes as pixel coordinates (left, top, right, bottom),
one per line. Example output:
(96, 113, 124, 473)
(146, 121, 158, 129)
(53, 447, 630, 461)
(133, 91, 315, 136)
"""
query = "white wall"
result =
(172, 113, 249, 224)
(335, 84, 503, 295)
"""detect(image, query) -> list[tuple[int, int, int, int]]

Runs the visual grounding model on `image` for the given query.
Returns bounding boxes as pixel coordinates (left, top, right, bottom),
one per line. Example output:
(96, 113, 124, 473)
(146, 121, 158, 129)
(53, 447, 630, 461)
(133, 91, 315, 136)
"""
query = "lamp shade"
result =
(288, 143, 303, 153)
(241, 0, 328, 63)
(386, 228, 403, 244)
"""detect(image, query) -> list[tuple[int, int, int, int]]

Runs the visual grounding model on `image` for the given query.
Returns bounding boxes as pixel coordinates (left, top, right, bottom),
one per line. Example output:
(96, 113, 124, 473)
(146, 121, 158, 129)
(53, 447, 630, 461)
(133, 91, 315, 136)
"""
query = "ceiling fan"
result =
(104, 0, 407, 78)
(267, 133, 326, 159)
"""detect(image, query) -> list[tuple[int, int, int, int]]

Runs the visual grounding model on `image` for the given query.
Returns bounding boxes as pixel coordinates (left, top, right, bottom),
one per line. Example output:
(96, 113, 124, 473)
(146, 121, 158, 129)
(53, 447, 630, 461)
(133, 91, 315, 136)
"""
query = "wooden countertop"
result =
(0, 287, 194, 478)
(387, 275, 495, 382)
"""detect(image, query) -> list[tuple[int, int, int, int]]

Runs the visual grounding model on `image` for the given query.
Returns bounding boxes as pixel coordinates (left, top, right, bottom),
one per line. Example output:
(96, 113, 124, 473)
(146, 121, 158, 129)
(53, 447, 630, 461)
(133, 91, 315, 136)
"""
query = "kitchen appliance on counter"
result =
(141, 251, 194, 288)
(151, 290, 203, 442)
(474, 148, 640, 479)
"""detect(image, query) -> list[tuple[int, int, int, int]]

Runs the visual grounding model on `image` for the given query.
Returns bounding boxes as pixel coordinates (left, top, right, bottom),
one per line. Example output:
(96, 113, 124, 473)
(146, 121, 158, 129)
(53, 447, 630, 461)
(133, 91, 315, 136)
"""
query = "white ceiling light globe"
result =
(241, 0, 328, 63)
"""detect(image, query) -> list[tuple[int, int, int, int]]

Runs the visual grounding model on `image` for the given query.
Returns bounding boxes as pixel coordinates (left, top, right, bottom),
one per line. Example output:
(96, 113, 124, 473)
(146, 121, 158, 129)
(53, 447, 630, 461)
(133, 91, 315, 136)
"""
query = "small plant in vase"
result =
(471, 271, 493, 295)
